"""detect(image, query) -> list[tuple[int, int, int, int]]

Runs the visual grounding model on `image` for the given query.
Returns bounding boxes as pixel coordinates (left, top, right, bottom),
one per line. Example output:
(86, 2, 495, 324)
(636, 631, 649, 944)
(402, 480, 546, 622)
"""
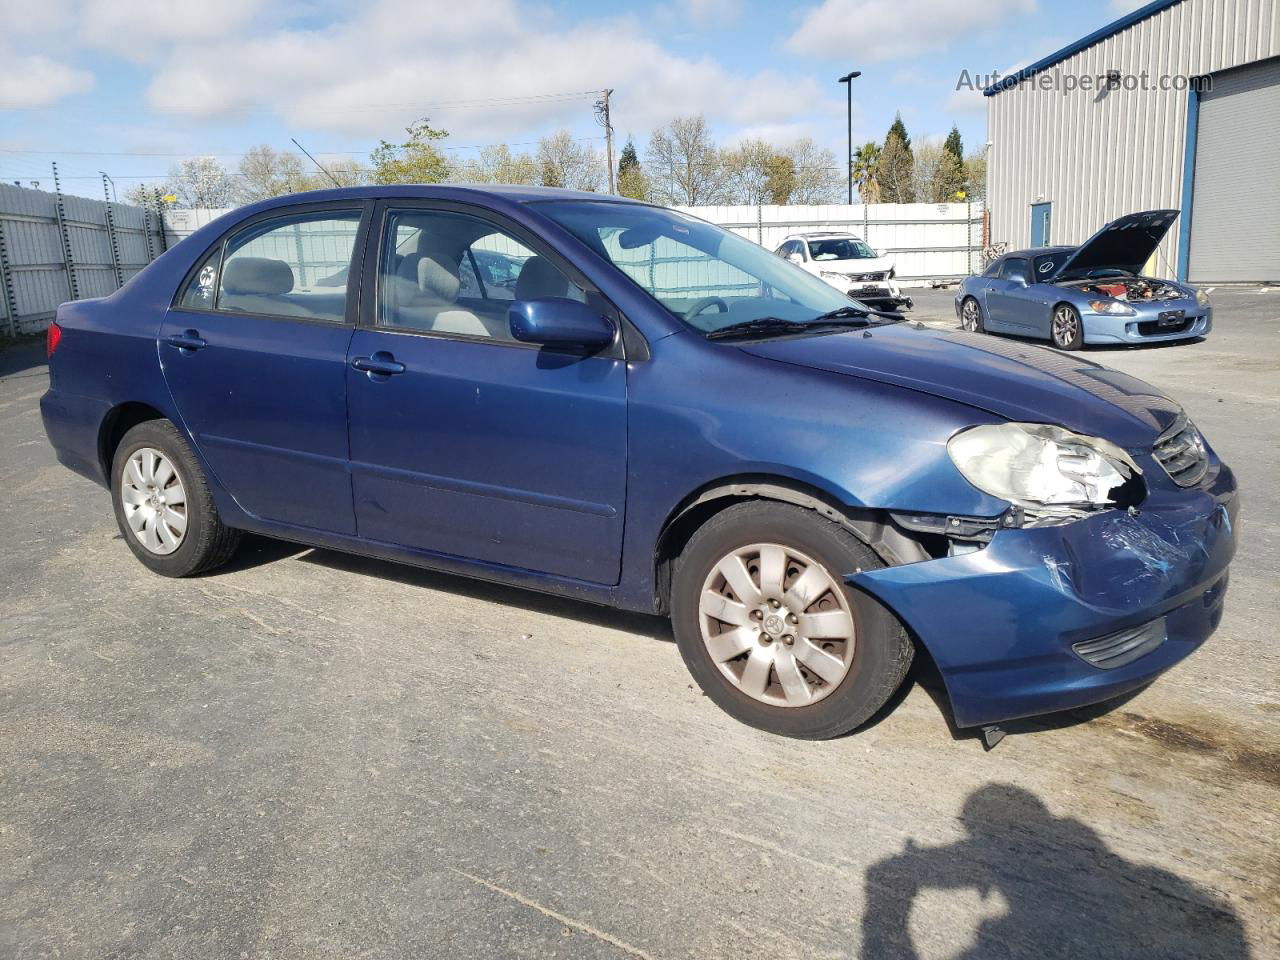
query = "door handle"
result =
(351, 351, 406, 378)
(164, 329, 207, 352)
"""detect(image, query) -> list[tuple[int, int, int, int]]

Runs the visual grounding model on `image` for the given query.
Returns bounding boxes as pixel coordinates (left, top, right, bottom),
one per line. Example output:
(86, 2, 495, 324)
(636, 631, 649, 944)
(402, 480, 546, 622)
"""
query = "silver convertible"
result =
(956, 210, 1212, 350)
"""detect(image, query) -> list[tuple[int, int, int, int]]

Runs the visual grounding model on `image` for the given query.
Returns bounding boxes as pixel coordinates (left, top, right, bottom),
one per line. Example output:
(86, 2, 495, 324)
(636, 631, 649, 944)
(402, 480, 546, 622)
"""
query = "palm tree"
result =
(852, 142, 881, 203)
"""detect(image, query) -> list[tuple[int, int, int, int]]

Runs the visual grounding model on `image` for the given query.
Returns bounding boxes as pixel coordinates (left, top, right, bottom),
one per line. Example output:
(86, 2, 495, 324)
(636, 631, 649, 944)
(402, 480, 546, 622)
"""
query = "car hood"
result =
(1052, 209, 1179, 278)
(813, 256, 894, 275)
(741, 324, 1181, 449)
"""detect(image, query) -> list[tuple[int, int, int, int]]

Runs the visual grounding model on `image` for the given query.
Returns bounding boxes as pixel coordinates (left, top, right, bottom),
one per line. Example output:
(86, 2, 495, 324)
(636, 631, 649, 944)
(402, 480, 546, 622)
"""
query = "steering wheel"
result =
(684, 297, 729, 324)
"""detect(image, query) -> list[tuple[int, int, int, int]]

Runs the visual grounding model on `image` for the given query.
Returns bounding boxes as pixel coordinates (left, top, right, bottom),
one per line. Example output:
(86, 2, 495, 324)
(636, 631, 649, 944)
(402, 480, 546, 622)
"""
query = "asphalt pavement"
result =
(2, 289, 1277, 958)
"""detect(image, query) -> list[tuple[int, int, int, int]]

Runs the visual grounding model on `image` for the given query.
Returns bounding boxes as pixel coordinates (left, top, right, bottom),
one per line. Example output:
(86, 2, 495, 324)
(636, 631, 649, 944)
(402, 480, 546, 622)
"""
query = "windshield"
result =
(808, 238, 876, 261)
(537, 201, 856, 333)
(1033, 250, 1075, 279)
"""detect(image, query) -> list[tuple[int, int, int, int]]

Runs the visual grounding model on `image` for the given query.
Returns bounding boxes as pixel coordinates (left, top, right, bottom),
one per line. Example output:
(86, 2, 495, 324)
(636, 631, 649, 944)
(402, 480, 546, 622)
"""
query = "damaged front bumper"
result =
(849, 465, 1238, 729)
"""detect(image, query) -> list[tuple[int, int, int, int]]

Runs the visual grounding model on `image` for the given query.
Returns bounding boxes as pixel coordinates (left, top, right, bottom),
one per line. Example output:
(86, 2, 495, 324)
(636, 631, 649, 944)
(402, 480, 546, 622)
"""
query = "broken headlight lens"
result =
(947, 423, 1142, 509)
(1195, 288, 1211, 307)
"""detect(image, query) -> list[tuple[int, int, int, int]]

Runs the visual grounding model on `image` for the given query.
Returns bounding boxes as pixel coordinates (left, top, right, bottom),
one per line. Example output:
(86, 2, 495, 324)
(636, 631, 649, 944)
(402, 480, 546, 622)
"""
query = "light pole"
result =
(838, 70, 861, 204)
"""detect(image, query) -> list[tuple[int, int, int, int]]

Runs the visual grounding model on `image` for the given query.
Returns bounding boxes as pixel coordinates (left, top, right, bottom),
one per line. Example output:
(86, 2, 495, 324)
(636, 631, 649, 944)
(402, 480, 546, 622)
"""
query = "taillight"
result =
(46, 320, 62, 357)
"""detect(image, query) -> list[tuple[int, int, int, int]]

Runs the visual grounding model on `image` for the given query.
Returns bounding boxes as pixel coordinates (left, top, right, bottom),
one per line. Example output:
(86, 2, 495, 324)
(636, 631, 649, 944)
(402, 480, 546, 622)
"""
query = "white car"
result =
(774, 233, 912, 311)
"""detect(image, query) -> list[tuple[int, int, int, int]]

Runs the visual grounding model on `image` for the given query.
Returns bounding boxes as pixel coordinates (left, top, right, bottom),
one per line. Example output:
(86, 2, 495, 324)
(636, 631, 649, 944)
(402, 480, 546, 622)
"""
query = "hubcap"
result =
(1053, 307, 1078, 346)
(699, 543, 856, 707)
(962, 299, 979, 331)
(120, 447, 188, 555)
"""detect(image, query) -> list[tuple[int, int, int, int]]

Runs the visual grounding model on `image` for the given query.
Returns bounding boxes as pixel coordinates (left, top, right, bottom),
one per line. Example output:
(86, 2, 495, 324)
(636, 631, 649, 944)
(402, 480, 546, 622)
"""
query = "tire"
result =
(110, 419, 241, 577)
(960, 296, 985, 334)
(671, 501, 913, 739)
(1051, 303, 1084, 350)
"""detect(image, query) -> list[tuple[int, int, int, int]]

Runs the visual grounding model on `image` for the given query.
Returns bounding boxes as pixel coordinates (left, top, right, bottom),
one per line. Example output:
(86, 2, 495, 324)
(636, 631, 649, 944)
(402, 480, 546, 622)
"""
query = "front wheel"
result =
(670, 501, 913, 739)
(960, 297, 985, 333)
(1051, 303, 1084, 350)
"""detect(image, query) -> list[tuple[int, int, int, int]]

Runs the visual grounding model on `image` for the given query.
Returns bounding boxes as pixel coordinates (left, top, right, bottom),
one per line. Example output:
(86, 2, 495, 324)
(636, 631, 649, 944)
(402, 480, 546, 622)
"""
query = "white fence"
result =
(677, 202, 985, 285)
(0, 183, 168, 335)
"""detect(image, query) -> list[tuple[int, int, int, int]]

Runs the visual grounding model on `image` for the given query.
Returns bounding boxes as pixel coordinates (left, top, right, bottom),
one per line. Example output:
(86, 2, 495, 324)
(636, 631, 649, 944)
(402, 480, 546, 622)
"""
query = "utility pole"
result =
(595, 89, 616, 194)
(838, 71, 861, 204)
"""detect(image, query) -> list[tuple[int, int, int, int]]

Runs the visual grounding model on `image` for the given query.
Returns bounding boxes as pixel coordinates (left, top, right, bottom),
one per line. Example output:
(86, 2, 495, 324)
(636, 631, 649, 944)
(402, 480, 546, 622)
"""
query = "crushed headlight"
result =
(1087, 299, 1136, 316)
(1195, 288, 1211, 307)
(947, 422, 1142, 510)
(820, 271, 850, 281)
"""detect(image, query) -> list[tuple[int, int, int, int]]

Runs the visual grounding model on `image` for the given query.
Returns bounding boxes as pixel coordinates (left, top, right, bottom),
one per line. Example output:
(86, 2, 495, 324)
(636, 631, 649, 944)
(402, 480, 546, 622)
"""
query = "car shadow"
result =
(209, 533, 674, 643)
(945, 321, 1205, 353)
(861, 782, 1249, 959)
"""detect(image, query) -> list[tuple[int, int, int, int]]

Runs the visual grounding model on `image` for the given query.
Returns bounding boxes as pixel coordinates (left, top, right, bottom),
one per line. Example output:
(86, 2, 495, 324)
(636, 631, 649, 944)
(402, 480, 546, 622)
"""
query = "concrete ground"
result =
(2, 290, 1277, 959)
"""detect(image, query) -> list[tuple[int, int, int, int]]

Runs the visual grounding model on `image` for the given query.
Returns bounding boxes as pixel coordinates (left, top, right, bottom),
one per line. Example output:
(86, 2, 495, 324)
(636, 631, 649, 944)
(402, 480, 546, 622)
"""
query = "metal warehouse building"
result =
(985, 0, 1279, 283)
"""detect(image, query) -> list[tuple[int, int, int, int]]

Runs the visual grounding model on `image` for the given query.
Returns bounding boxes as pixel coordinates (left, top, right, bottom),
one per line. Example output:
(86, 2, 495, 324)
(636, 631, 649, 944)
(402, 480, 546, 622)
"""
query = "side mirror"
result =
(1007, 268, 1031, 287)
(509, 298, 615, 348)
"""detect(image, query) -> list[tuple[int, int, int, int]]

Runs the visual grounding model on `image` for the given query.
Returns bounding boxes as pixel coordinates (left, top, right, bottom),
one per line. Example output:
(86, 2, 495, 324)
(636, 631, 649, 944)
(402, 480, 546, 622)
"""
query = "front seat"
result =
(514, 256, 576, 301)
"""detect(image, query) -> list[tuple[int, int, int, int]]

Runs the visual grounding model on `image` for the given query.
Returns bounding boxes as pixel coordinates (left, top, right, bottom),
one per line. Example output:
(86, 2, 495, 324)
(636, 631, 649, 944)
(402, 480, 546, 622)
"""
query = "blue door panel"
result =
(1031, 202, 1052, 246)
(159, 308, 357, 533)
(345, 330, 627, 584)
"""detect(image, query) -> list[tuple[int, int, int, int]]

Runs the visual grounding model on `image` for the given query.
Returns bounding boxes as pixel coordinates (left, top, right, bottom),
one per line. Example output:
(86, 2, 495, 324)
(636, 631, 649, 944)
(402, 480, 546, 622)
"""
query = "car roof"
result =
(229, 183, 644, 216)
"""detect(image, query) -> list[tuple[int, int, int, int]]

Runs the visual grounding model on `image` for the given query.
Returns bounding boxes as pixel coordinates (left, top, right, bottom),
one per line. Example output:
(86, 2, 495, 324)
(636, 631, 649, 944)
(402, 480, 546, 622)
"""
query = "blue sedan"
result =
(40, 187, 1237, 739)
(957, 210, 1212, 349)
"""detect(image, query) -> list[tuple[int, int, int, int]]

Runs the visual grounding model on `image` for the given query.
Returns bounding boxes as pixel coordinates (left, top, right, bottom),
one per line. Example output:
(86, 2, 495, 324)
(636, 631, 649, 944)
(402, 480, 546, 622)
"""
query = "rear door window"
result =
(216, 212, 363, 323)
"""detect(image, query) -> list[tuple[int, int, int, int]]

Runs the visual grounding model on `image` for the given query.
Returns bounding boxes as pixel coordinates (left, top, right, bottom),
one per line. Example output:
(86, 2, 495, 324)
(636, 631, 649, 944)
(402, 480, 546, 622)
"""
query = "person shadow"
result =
(862, 784, 1250, 960)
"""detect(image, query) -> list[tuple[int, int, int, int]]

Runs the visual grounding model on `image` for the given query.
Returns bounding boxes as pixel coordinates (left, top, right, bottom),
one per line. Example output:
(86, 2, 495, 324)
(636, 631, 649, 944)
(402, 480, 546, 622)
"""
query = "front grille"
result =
(1153, 415, 1210, 487)
(1073, 619, 1166, 669)
(1137, 317, 1193, 335)
(850, 271, 886, 282)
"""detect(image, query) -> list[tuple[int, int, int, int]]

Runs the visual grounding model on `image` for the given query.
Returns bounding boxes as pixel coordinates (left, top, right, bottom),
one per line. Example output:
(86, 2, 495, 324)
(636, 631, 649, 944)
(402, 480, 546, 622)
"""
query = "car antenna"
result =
(291, 137, 343, 188)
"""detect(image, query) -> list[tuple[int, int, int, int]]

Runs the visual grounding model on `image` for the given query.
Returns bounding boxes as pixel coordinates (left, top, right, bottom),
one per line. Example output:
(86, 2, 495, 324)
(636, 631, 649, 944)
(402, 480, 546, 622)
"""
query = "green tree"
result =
(536, 130, 604, 191)
(851, 141, 881, 202)
(764, 153, 796, 204)
(943, 125, 964, 167)
(875, 131, 914, 203)
(238, 145, 306, 200)
(964, 148, 988, 202)
(370, 120, 450, 185)
(886, 112, 912, 156)
(617, 139, 648, 200)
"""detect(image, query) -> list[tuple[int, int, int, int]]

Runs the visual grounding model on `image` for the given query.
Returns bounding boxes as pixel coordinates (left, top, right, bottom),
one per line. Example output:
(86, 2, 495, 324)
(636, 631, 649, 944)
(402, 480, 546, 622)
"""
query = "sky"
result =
(0, 0, 1150, 200)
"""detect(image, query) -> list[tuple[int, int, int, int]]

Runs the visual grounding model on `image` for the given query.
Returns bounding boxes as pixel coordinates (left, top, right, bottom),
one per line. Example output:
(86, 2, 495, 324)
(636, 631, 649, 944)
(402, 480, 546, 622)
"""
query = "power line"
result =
(0, 136, 606, 160)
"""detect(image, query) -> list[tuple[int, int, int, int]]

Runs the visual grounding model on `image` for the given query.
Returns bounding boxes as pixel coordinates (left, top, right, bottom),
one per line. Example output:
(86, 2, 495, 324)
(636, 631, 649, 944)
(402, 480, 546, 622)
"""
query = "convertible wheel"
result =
(960, 297, 985, 334)
(111, 419, 241, 577)
(671, 501, 913, 739)
(1051, 304, 1084, 350)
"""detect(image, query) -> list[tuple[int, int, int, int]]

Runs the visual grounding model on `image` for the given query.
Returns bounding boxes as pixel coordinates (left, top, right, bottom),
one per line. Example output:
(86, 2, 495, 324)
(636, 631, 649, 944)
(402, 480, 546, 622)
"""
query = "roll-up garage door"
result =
(1187, 57, 1280, 283)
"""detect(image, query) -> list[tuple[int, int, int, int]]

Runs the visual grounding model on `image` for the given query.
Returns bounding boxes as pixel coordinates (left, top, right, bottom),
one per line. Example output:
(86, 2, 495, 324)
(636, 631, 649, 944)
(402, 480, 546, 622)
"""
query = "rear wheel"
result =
(670, 501, 913, 739)
(1051, 303, 1084, 350)
(960, 297, 985, 333)
(111, 420, 240, 577)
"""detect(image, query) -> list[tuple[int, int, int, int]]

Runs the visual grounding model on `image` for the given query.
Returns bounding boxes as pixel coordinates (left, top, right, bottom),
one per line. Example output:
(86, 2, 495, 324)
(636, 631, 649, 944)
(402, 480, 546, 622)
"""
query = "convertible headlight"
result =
(947, 423, 1141, 509)
(1087, 299, 1136, 316)
(1195, 288, 1211, 307)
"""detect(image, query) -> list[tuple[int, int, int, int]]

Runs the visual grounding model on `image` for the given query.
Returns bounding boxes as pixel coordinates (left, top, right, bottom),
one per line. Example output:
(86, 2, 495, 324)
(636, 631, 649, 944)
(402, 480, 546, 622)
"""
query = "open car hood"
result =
(1052, 209, 1179, 278)
(741, 324, 1182, 449)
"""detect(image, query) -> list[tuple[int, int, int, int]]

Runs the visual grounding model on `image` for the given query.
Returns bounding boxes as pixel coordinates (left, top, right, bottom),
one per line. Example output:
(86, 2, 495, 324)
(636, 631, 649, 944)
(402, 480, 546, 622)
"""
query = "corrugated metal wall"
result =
(986, 0, 1280, 278)
(0, 183, 166, 335)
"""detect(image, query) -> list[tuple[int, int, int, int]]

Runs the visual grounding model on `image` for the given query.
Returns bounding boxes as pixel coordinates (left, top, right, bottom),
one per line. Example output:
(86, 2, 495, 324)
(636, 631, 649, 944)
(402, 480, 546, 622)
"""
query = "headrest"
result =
(222, 257, 294, 295)
(515, 256, 570, 301)
(417, 253, 460, 303)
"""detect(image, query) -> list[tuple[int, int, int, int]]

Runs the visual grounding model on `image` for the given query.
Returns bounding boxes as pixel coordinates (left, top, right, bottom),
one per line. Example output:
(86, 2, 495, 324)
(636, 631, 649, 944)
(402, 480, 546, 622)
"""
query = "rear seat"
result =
(218, 257, 315, 318)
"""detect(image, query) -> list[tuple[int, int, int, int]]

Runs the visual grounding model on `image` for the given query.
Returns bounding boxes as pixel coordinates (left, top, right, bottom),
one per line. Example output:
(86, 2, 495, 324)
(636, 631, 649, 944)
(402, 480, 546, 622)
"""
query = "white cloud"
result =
(0, 55, 94, 109)
(139, 0, 837, 143)
(786, 0, 1036, 62)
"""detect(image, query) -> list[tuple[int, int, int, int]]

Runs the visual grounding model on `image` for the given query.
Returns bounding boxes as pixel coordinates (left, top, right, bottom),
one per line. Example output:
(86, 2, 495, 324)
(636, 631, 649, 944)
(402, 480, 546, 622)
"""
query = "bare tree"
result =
(722, 138, 776, 205)
(157, 156, 238, 208)
(786, 138, 841, 205)
(455, 144, 538, 185)
(238, 145, 307, 201)
(647, 116, 727, 205)
(536, 131, 604, 191)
